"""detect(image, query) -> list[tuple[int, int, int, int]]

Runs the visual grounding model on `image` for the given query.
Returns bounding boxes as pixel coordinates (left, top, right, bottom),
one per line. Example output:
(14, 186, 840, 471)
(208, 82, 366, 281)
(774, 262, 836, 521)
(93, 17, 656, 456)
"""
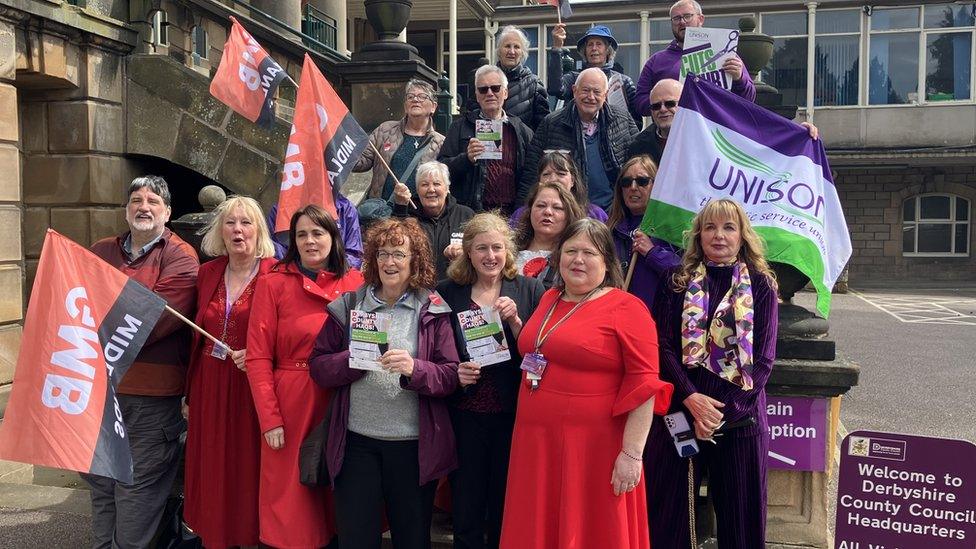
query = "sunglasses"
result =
(619, 176, 652, 187)
(477, 84, 503, 95)
(650, 100, 678, 111)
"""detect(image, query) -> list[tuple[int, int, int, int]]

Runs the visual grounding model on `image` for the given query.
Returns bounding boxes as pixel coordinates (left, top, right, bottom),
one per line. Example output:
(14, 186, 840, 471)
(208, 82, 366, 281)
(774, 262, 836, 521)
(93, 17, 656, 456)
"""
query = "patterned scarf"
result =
(680, 262, 755, 390)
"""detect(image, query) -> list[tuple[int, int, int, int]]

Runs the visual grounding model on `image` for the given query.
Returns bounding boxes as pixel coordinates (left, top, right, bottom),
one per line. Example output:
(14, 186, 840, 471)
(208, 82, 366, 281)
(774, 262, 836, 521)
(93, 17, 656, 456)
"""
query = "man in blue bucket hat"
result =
(548, 24, 642, 128)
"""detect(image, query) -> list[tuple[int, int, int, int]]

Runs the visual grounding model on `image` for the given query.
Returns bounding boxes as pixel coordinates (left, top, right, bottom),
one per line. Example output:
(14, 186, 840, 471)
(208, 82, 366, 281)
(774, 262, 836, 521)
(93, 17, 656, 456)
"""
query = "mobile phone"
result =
(664, 411, 700, 458)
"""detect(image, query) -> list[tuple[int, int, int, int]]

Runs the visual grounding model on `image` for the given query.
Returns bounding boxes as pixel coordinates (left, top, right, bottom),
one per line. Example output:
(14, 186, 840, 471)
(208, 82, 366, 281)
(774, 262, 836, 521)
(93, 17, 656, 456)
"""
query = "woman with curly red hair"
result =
(309, 217, 460, 549)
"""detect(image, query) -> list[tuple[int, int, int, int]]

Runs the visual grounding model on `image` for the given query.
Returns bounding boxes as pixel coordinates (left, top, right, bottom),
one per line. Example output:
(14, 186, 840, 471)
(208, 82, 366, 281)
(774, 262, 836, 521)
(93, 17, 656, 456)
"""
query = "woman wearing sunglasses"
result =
(606, 155, 681, 313)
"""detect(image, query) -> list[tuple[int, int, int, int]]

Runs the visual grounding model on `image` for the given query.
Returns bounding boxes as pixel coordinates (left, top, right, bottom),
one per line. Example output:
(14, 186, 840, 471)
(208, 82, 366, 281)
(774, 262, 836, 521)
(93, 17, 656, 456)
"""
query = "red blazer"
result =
(184, 256, 276, 401)
(246, 262, 364, 433)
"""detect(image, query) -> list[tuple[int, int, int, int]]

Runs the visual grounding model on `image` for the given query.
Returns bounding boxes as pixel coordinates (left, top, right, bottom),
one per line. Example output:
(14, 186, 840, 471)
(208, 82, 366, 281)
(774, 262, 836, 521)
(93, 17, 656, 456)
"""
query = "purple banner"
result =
(835, 431, 976, 548)
(766, 396, 829, 471)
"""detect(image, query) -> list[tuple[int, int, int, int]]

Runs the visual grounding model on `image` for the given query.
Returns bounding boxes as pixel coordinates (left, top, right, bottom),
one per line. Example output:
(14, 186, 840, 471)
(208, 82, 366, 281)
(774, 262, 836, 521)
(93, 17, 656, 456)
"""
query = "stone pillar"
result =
(251, 0, 302, 32)
(320, 0, 349, 54)
(0, 16, 27, 484)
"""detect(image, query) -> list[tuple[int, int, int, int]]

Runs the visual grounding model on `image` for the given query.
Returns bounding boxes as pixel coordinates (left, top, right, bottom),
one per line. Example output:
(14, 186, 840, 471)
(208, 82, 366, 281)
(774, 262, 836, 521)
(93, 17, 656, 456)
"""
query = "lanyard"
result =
(221, 259, 259, 340)
(533, 288, 599, 353)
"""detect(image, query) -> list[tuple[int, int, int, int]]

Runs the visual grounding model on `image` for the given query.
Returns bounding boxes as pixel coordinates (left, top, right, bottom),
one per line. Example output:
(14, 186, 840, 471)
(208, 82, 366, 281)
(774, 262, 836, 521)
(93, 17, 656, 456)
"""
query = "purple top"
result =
(635, 40, 757, 116)
(267, 196, 364, 269)
(652, 264, 777, 432)
(309, 288, 460, 486)
(613, 212, 681, 314)
(508, 203, 608, 229)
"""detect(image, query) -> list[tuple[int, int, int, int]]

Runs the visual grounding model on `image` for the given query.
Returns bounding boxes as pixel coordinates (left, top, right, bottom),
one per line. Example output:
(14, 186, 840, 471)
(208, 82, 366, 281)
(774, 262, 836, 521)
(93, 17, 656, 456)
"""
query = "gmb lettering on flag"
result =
(640, 76, 852, 317)
(0, 231, 167, 483)
(209, 16, 288, 129)
(276, 53, 369, 231)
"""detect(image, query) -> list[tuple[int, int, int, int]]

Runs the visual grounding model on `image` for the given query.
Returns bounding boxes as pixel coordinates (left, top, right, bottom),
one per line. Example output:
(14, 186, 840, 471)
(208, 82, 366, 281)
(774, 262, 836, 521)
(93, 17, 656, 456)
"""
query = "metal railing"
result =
(219, 0, 345, 60)
(302, 4, 338, 53)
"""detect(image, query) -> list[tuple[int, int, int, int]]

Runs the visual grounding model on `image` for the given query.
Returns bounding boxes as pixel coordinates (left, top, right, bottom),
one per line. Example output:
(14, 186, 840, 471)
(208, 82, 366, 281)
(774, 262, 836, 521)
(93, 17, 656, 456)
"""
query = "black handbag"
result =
(298, 395, 334, 487)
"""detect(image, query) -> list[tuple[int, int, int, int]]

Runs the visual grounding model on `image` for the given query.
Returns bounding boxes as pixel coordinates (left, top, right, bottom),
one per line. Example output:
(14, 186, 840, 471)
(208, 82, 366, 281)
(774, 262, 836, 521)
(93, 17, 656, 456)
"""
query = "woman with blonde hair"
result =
(646, 198, 778, 549)
(183, 196, 276, 549)
(436, 212, 545, 548)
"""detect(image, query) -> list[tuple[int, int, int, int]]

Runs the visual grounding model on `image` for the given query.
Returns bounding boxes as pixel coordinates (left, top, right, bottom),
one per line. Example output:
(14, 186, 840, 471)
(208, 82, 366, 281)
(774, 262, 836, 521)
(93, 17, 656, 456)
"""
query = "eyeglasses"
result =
(476, 84, 503, 95)
(405, 93, 431, 102)
(619, 176, 653, 187)
(650, 100, 678, 111)
(542, 149, 571, 155)
(671, 13, 699, 24)
(376, 251, 412, 263)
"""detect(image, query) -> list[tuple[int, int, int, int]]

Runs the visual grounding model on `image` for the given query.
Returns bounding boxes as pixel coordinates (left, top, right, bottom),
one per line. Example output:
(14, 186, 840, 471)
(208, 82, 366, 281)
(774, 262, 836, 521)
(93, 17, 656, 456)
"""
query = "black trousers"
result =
(448, 409, 515, 549)
(333, 431, 437, 549)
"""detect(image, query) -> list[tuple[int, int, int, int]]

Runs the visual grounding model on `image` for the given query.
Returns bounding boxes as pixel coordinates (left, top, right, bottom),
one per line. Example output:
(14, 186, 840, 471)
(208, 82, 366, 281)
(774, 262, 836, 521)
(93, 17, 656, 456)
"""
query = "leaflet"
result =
(680, 27, 739, 90)
(458, 306, 510, 366)
(475, 119, 503, 160)
(349, 309, 391, 371)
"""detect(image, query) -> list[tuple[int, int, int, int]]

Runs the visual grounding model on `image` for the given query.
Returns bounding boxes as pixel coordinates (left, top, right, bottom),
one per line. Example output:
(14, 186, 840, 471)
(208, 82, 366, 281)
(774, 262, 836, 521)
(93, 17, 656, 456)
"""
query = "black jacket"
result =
(626, 123, 666, 165)
(465, 63, 550, 132)
(394, 194, 475, 278)
(438, 109, 534, 213)
(546, 49, 642, 128)
(435, 275, 545, 412)
(518, 102, 638, 204)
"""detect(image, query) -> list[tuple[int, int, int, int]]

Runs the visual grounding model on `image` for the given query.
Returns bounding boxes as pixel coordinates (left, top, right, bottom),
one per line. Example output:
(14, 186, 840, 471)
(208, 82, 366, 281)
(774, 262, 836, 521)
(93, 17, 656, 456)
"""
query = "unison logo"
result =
(707, 128, 826, 228)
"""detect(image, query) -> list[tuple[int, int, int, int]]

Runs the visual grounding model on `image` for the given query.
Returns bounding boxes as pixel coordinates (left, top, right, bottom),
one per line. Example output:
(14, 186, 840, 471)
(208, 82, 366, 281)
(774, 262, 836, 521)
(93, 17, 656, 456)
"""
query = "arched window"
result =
(149, 9, 168, 47)
(902, 194, 970, 256)
(191, 25, 208, 62)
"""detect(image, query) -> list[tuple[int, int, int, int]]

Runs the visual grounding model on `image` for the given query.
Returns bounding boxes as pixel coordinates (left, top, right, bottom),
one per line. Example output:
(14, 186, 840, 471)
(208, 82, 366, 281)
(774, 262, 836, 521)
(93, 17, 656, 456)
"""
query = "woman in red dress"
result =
(184, 196, 276, 549)
(247, 204, 364, 548)
(500, 218, 673, 549)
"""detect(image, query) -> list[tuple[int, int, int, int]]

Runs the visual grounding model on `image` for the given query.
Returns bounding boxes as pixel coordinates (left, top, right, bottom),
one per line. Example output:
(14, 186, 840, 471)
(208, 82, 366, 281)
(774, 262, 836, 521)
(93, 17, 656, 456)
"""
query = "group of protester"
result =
(83, 2, 809, 548)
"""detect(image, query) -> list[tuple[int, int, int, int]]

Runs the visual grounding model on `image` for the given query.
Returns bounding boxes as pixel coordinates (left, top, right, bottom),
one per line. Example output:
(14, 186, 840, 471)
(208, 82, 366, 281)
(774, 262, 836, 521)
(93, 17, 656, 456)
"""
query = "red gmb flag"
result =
(276, 53, 368, 231)
(0, 231, 167, 483)
(210, 16, 288, 128)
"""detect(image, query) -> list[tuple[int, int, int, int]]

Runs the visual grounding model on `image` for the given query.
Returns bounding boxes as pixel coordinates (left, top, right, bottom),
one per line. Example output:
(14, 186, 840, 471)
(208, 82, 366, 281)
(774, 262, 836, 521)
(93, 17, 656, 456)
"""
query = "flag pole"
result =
(368, 141, 419, 210)
(164, 305, 228, 349)
(556, 2, 562, 24)
(623, 252, 638, 290)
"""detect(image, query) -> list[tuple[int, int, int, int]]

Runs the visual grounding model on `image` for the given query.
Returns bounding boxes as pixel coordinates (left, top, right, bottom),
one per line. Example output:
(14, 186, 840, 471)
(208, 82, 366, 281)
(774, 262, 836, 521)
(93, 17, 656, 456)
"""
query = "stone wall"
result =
(835, 164, 976, 284)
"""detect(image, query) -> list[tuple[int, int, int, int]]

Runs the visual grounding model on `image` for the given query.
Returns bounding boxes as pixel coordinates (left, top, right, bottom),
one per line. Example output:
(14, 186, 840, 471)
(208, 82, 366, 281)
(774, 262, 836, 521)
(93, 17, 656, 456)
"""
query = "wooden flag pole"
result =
(623, 252, 638, 290)
(556, 1, 562, 24)
(165, 305, 227, 349)
(368, 141, 419, 210)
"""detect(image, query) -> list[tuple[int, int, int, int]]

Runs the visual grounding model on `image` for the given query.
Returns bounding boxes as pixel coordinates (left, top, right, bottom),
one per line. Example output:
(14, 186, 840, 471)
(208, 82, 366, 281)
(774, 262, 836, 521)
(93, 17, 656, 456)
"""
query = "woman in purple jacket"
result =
(606, 155, 680, 313)
(309, 218, 460, 549)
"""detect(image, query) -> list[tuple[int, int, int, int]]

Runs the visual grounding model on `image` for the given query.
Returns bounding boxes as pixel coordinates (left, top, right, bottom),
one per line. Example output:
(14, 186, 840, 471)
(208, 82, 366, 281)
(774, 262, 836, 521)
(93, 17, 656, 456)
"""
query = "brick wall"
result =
(835, 164, 976, 284)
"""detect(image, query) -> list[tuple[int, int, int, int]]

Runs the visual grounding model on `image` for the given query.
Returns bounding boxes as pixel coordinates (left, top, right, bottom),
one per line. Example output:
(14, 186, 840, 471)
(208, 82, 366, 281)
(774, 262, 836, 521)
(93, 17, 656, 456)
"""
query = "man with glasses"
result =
(519, 67, 638, 211)
(634, 0, 756, 116)
(628, 79, 682, 163)
(438, 64, 534, 214)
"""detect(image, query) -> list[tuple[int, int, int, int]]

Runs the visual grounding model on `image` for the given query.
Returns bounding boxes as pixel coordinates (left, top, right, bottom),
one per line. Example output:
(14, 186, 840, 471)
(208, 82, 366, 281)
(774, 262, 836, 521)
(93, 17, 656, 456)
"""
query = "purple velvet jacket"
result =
(309, 286, 460, 486)
(652, 264, 778, 434)
(635, 40, 757, 116)
(612, 212, 681, 314)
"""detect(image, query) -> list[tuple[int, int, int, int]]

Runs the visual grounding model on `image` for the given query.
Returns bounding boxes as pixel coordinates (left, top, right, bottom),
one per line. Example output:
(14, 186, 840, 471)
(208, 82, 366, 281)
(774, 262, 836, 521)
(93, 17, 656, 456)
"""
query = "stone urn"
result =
(170, 185, 226, 262)
(736, 16, 798, 119)
(360, 0, 418, 55)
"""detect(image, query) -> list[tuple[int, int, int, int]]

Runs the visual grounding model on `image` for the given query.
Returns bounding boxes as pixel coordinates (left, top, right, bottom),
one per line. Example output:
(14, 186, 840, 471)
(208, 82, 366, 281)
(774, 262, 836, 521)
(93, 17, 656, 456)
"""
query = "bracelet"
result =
(620, 449, 642, 462)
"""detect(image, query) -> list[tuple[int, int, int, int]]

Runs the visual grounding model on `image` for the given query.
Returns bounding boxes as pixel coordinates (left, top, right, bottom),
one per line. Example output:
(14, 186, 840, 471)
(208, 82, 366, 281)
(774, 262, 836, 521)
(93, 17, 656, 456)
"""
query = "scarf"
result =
(680, 262, 755, 390)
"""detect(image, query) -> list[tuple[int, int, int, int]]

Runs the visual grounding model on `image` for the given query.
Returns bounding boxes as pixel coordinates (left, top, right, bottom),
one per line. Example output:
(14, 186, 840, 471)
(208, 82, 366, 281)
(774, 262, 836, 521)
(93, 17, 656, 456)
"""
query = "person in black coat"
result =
(392, 160, 475, 279)
(626, 78, 681, 164)
(436, 212, 545, 549)
(440, 64, 534, 215)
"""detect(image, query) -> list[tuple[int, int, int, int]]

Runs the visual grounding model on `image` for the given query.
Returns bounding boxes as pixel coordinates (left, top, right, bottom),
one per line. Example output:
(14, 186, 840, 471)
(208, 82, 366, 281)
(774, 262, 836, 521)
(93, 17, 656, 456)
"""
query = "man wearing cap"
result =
(548, 24, 642, 128)
(634, 0, 756, 116)
(519, 68, 637, 211)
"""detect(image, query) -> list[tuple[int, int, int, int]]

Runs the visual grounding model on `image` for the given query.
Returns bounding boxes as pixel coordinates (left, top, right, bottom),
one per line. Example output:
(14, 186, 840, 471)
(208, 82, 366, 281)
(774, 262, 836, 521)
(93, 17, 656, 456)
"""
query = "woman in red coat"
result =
(184, 196, 276, 549)
(246, 204, 364, 548)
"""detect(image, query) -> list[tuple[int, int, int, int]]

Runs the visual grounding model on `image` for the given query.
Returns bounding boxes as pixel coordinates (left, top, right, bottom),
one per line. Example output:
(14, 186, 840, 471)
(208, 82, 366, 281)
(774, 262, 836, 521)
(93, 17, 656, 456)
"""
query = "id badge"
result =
(210, 341, 230, 360)
(520, 352, 547, 376)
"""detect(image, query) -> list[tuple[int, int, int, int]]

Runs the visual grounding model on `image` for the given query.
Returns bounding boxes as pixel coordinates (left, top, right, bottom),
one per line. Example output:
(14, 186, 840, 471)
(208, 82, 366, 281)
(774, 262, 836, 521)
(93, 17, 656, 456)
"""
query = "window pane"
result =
(955, 224, 969, 254)
(613, 45, 642, 82)
(523, 27, 539, 48)
(707, 15, 750, 32)
(525, 50, 539, 74)
(902, 225, 916, 253)
(763, 12, 808, 36)
(763, 37, 808, 106)
(917, 224, 952, 253)
(457, 30, 484, 51)
(957, 198, 970, 221)
(869, 32, 919, 104)
(452, 53, 486, 100)
(926, 32, 972, 101)
(904, 198, 916, 222)
(650, 42, 670, 55)
(920, 195, 951, 219)
(651, 19, 672, 42)
(815, 35, 860, 106)
(871, 7, 920, 31)
(411, 31, 437, 69)
(547, 24, 596, 52)
(816, 10, 860, 34)
(606, 21, 640, 43)
(924, 4, 976, 29)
